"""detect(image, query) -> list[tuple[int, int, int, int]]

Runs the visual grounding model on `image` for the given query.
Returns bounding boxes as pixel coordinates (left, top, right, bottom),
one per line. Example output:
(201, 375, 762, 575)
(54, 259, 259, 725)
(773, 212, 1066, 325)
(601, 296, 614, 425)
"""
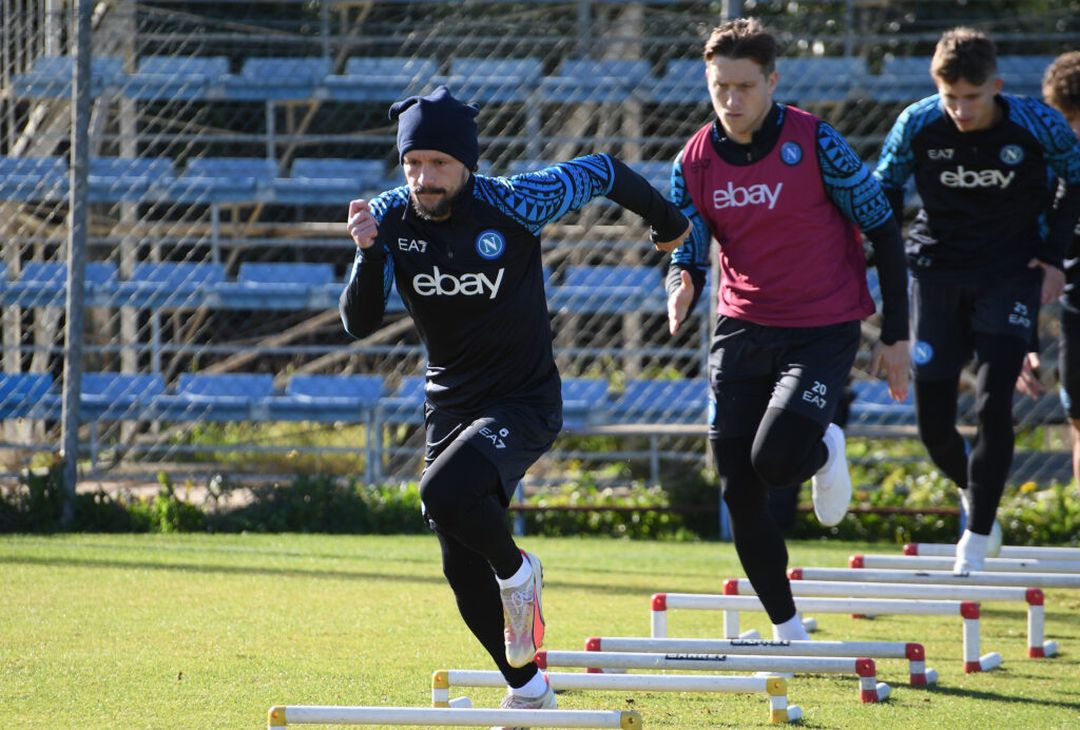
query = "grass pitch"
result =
(2, 533, 1079, 728)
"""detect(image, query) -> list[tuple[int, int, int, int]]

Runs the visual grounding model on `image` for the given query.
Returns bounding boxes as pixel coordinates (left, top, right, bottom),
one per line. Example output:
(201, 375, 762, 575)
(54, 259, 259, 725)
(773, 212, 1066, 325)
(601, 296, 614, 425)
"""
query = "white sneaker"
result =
(959, 488, 1003, 557)
(500, 551, 545, 668)
(953, 529, 988, 574)
(811, 423, 851, 527)
(492, 676, 556, 730)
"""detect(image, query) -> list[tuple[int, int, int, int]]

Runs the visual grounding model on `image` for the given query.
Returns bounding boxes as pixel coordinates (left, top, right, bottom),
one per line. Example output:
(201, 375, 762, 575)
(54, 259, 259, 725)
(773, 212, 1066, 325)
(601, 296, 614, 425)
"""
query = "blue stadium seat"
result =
(561, 377, 609, 431)
(0, 372, 57, 418)
(375, 375, 426, 426)
(163, 157, 277, 203)
(865, 56, 934, 103)
(273, 158, 385, 203)
(3, 261, 117, 307)
(437, 58, 542, 102)
(646, 59, 706, 104)
(274, 373, 384, 421)
(774, 57, 865, 104)
(225, 57, 333, 100)
(326, 57, 437, 101)
(0, 156, 68, 202)
(231, 262, 339, 310)
(113, 262, 226, 309)
(11, 55, 124, 97)
(539, 58, 653, 103)
(88, 157, 177, 203)
(552, 265, 665, 314)
(168, 373, 276, 421)
(610, 379, 709, 424)
(81, 372, 166, 420)
(998, 55, 1055, 97)
(847, 379, 915, 425)
(126, 56, 229, 100)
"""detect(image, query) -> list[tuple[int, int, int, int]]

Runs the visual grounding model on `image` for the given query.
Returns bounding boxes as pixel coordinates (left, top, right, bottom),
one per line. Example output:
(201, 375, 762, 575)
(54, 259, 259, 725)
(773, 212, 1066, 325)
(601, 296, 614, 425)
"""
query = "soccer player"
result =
(341, 86, 689, 720)
(664, 18, 910, 640)
(874, 30, 1080, 572)
(1019, 53, 1080, 486)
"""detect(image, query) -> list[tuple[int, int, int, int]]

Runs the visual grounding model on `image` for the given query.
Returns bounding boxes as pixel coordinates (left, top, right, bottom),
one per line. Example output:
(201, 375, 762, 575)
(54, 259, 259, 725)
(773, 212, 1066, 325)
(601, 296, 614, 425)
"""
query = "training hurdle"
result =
(267, 705, 640, 728)
(535, 649, 889, 703)
(739, 576, 1057, 659)
(432, 670, 803, 723)
(903, 543, 1080, 561)
(651, 593, 1001, 673)
(850, 553, 1080, 574)
(799, 564, 1080, 589)
(585, 636, 936, 687)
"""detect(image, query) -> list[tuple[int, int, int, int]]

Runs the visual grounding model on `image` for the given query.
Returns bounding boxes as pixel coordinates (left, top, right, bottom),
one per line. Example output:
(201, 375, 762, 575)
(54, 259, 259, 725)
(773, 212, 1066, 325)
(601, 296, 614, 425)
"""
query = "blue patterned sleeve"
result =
(816, 121, 894, 231)
(474, 154, 621, 235)
(669, 150, 711, 274)
(1012, 97, 1080, 185)
(340, 188, 403, 339)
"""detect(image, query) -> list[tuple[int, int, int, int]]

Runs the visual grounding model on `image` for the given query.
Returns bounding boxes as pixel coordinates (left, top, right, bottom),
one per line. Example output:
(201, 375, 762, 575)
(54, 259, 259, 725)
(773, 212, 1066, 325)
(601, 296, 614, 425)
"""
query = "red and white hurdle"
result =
(432, 669, 803, 723)
(903, 543, 1080, 561)
(584, 636, 936, 687)
(534, 650, 889, 703)
(650, 592, 1001, 673)
(800, 563, 1080, 589)
(850, 553, 1080, 574)
(744, 576, 1058, 659)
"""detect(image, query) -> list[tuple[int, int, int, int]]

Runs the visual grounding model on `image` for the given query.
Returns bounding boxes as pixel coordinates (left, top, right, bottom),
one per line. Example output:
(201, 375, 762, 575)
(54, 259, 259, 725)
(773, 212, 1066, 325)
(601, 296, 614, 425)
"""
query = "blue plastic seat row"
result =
(0, 372, 710, 428)
(18, 53, 1057, 106)
(1, 262, 690, 314)
(0, 155, 388, 204)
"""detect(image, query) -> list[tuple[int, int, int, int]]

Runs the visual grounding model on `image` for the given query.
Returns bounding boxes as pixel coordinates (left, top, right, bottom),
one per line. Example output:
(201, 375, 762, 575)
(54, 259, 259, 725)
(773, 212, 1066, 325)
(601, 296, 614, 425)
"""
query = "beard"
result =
(410, 187, 456, 221)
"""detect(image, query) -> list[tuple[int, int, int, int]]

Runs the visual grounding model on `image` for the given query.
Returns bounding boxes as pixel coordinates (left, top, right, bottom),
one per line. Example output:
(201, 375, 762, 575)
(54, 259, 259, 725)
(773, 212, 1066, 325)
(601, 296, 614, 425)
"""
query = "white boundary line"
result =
(585, 636, 936, 687)
(431, 669, 803, 723)
(267, 705, 640, 728)
(651, 593, 1001, 673)
(903, 543, 1080, 561)
(732, 577, 1058, 659)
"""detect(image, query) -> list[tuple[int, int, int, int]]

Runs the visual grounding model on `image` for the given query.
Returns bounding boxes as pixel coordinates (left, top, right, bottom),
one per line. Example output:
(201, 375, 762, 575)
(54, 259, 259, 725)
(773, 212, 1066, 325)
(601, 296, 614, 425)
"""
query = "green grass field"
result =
(3, 534, 1080, 728)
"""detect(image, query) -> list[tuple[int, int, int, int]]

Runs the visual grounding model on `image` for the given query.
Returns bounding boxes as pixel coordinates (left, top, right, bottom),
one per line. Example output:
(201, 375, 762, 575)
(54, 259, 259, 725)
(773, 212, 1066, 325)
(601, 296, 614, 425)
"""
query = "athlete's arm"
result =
(1035, 103, 1080, 270)
(340, 192, 400, 339)
(872, 104, 922, 222)
(663, 151, 711, 335)
(477, 154, 688, 241)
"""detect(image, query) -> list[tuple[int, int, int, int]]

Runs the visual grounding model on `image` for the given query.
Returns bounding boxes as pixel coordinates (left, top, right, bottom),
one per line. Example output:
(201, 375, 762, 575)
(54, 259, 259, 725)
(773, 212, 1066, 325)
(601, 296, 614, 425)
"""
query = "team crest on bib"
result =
(780, 142, 803, 166)
(1000, 144, 1024, 165)
(475, 229, 506, 260)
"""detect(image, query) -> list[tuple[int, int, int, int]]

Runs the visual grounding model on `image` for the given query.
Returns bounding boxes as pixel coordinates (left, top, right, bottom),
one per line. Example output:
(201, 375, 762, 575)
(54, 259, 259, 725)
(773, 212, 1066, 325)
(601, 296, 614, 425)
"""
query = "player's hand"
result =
(1029, 258, 1065, 304)
(667, 269, 694, 336)
(347, 199, 378, 249)
(870, 339, 910, 403)
(1016, 351, 1045, 400)
(654, 222, 692, 253)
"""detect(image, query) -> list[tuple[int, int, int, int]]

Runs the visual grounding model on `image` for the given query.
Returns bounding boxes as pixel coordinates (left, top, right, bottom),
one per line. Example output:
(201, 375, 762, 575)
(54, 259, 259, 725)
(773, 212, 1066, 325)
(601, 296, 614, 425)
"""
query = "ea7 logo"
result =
(1009, 301, 1031, 329)
(398, 237, 428, 253)
(928, 148, 955, 160)
(479, 425, 509, 449)
(939, 167, 1015, 189)
(413, 266, 504, 299)
(801, 380, 828, 410)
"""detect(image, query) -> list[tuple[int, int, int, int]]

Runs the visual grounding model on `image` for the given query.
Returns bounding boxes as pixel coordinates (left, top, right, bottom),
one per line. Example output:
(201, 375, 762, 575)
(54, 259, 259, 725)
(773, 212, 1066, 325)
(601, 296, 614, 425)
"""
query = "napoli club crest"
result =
(780, 141, 803, 166)
(1000, 144, 1024, 166)
(912, 340, 934, 365)
(475, 229, 506, 260)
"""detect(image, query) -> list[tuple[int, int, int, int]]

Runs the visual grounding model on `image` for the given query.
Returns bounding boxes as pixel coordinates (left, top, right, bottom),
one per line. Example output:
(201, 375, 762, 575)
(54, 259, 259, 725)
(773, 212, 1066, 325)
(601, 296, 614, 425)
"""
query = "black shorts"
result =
(707, 316, 861, 439)
(424, 401, 563, 504)
(1059, 307, 1080, 420)
(911, 270, 1041, 381)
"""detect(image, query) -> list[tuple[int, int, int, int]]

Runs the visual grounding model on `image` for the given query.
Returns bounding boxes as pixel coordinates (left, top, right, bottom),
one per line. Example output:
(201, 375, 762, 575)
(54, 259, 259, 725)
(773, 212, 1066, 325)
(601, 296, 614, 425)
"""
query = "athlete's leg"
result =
(1058, 307, 1080, 486)
(915, 377, 969, 489)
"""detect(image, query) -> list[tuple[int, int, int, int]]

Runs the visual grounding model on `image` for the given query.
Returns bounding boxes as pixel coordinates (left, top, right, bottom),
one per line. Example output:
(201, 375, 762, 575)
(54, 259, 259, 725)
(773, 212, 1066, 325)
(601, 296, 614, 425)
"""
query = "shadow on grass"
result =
(1, 554, 688, 597)
(929, 679, 1080, 710)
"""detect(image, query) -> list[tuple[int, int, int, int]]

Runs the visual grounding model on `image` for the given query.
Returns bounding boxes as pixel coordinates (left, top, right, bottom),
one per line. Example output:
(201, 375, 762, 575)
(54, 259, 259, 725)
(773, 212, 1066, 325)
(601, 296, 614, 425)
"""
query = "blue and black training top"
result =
(874, 93, 1080, 284)
(340, 154, 687, 416)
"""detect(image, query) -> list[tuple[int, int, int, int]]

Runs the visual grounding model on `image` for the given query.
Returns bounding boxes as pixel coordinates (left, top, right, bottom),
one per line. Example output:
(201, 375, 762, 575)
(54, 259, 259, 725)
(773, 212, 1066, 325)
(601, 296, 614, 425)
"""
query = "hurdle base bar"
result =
(964, 652, 1003, 673)
(267, 705, 642, 728)
(1030, 640, 1059, 658)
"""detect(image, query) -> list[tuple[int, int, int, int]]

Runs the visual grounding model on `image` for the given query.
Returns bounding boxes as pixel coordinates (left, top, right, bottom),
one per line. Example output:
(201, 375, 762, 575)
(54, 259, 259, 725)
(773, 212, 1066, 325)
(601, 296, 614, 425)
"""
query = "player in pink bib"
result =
(658, 18, 910, 641)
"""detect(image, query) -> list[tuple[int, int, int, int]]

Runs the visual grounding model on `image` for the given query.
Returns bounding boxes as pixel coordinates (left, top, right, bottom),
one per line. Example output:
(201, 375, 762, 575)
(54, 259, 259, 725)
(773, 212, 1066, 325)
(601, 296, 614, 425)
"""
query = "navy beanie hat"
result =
(389, 86, 480, 171)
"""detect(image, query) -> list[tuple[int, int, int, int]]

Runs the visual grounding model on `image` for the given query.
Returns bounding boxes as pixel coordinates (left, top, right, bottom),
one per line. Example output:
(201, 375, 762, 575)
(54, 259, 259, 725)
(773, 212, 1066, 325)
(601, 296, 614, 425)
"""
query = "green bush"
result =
(520, 481, 696, 540)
